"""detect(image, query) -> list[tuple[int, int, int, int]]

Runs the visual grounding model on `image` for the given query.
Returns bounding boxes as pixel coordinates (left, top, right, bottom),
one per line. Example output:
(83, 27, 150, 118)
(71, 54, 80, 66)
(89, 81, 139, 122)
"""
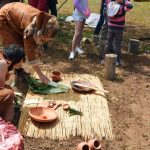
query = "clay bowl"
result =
(51, 71, 61, 82)
(71, 81, 94, 93)
(63, 104, 70, 111)
(29, 107, 58, 122)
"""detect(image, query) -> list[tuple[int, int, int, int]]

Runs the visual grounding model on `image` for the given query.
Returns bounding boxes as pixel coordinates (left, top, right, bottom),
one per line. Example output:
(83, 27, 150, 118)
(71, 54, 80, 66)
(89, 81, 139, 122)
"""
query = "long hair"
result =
(2, 44, 25, 71)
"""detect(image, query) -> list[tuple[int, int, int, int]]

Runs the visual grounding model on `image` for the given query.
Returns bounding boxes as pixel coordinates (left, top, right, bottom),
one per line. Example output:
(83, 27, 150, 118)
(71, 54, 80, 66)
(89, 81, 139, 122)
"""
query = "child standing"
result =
(69, 0, 91, 60)
(101, 0, 133, 65)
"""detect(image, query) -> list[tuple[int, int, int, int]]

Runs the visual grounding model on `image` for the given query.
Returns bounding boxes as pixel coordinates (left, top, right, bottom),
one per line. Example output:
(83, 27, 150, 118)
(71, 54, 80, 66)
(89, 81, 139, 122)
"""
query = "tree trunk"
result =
(128, 39, 140, 54)
(104, 54, 117, 80)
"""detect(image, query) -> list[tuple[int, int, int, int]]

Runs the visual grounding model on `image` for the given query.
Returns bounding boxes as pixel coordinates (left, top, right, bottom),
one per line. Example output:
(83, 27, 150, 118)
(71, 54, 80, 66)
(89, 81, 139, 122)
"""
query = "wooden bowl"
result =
(29, 107, 58, 122)
(51, 71, 61, 82)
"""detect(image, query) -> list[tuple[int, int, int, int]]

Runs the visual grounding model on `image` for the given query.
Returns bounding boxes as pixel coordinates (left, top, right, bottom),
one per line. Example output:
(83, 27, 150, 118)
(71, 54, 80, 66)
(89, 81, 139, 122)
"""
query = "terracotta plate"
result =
(29, 107, 58, 122)
(71, 81, 94, 92)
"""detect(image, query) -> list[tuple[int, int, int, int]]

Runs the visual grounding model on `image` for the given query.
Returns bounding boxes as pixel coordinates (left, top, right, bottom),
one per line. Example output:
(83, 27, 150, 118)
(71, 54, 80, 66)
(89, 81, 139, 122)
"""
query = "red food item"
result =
(0, 117, 24, 150)
(42, 116, 47, 119)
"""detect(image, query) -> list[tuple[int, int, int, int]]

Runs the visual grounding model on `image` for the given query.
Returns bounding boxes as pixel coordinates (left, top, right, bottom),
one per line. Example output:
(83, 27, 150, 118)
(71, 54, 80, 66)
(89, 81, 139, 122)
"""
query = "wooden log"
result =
(104, 54, 117, 80)
(128, 39, 140, 54)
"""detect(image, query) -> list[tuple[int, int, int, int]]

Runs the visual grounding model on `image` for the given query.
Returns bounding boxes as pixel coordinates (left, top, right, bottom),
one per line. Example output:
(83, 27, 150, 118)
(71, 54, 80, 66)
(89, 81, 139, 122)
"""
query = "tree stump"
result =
(128, 39, 140, 54)
(104, 54, 117, 80)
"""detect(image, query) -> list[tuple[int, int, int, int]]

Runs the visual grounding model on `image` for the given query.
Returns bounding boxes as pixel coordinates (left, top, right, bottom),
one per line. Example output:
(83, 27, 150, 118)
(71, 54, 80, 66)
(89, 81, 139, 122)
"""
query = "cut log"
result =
(128, 39, 140, 54)
(104, 54, 117, 80)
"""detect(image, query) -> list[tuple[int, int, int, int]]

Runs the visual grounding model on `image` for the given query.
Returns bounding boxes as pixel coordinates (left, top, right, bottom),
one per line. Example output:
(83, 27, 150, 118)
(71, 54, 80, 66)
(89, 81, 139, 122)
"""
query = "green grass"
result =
(24, 0, 150, 29)
(58, 0, 150, 29)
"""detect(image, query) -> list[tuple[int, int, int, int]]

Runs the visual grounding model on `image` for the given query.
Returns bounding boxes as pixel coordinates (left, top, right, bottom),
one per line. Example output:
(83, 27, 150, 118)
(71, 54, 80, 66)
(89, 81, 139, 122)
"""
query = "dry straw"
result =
(19, 73, 114, 140)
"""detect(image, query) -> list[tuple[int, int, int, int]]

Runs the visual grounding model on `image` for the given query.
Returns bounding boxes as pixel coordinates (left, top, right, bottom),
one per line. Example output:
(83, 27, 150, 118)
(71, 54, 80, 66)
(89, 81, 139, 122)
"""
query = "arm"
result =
(32, 65, 50, 84)
(24, 38, 50, 84)
(124, 0, 133, 12)
(0, 60, 7, 87)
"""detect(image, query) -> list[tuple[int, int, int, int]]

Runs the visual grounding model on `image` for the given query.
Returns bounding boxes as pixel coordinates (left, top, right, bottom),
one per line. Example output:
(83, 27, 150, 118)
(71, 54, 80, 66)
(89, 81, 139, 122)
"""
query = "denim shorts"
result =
(72, 9, 87, 22)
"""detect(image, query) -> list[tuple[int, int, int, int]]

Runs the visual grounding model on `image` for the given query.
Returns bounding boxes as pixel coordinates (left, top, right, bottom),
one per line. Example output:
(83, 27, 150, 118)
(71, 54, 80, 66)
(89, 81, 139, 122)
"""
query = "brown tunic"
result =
(0, 2, 54, 65)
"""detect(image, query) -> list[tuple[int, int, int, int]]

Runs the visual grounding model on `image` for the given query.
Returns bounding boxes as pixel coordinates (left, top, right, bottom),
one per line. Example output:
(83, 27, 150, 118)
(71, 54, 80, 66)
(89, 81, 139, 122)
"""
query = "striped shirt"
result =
(108, 0, 133, 31)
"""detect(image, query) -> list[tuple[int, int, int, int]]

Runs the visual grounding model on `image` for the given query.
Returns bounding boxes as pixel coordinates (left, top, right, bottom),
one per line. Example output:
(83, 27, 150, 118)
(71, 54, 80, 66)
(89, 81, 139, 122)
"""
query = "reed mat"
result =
(18, 73, 114, 140)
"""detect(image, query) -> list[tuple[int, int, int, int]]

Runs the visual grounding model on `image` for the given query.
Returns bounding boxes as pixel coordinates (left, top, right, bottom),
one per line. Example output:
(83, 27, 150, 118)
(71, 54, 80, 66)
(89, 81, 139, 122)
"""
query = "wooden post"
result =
(104, 54, 117, 80)
(128, 39, 140, 54)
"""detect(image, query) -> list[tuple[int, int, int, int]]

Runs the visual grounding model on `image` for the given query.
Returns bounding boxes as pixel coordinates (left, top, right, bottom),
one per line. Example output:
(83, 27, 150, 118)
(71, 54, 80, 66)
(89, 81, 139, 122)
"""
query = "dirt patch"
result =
(10, 22, 150, 150)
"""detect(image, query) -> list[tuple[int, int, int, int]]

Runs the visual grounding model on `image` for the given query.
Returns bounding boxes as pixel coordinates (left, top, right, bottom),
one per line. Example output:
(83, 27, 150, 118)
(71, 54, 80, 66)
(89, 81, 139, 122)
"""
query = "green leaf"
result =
(68, 108, 83, 116)
(27, 76, 69, 94)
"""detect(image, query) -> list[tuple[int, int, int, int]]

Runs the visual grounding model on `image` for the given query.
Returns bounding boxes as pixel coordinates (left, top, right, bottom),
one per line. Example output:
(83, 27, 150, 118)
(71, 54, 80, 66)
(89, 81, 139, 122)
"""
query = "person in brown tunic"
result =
(0, 2, 58, 84)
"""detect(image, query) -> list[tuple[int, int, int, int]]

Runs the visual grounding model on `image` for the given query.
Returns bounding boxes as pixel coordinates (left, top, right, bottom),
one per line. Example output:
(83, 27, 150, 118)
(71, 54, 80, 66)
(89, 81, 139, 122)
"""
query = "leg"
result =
(69, 20, 85, 59)
(93, 11, 105, 45)
(99, 39, 106, 60)
(114, 31, 123, 62)
(0, 87, 15, 122)
(99, 20, 108, 59)
(94, 12, 105, 35)
(102, 30, 115, 60)
(48, 0, 57, 17)
(71, 21, 85, 52)
(76, 20, 85, 48)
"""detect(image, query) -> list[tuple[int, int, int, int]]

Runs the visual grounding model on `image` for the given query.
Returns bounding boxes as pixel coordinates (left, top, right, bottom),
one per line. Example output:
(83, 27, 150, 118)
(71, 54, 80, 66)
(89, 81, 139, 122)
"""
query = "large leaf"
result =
(27, 76, 69, 94)
(49, 87, 68, 94)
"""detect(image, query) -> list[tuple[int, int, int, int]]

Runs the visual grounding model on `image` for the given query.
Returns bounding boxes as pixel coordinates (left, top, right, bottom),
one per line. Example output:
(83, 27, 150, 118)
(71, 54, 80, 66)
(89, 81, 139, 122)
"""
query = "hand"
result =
(84, 8, 91, 17)
(38, 73, 50, 85)
(32, 65, 50, 85)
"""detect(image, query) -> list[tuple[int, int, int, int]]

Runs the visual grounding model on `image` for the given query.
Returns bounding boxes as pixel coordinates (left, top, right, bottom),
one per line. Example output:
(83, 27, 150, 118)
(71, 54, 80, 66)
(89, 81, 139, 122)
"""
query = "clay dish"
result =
(51, 71, 61, 82)
(29, 107, 58, 122)
(63, 104, 70, 111)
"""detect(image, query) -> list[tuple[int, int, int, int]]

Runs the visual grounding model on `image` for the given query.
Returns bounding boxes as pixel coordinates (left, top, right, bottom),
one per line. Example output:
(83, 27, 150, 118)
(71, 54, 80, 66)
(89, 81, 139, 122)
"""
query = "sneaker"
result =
(75, 47, 84, 54)
(100, 59, 105, 65)
(68, 51, 75, 60)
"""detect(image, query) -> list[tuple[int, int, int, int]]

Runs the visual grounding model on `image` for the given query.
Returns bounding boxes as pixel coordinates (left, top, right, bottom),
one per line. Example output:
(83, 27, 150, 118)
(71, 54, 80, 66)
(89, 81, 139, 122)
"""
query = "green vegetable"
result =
(14, 96, 21, 109)
(27, 76, 69, 94)
(67, 108, 83, 116)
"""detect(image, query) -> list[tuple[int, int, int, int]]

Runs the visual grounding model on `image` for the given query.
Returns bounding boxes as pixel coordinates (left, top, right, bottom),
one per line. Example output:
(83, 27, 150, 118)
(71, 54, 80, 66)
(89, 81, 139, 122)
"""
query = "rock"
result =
(82, 37, 92, 44)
